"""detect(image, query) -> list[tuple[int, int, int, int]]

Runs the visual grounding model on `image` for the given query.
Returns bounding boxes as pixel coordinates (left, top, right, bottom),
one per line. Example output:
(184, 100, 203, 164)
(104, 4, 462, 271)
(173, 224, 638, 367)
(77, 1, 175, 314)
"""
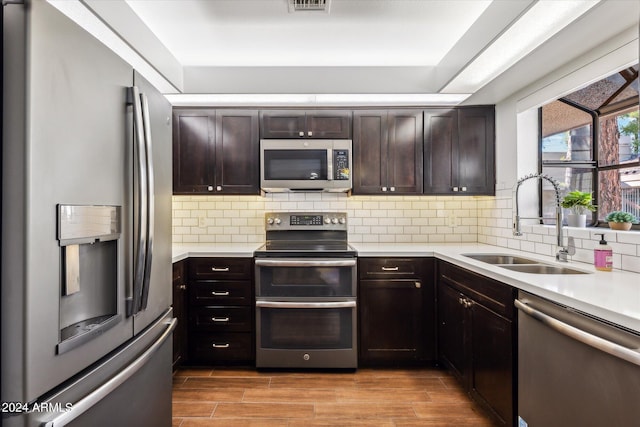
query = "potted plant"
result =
(560, 190, 596, 227)
(605, 211, 638, 231)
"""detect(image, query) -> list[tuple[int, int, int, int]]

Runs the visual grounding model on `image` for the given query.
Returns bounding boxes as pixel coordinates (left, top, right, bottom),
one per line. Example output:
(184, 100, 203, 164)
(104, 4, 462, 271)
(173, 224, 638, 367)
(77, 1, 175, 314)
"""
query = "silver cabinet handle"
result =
(382, 187, 388, 192)
(515, 299, 640, 367)
(327, 148, 333, 181)
(207, 185, 214, 191)
(211, 267, 230, 272)
(212, 317, 229, 322)
(216, 185, 222, 191)
(212, 343, 230, 348)
(256, 300, 356, 309)
(461, 186, 467, 192)
(43, 316, 177, 427)
(255, 259, 356, 268)
(178, 284, 186, 290)
(390, 187, 395, 192)
(308, 131, 313, 136)
(299, 131, 304, 137)
(453, 187, 459, 192)
(381, 266, 399, 271)
(211, 291, 230, 296)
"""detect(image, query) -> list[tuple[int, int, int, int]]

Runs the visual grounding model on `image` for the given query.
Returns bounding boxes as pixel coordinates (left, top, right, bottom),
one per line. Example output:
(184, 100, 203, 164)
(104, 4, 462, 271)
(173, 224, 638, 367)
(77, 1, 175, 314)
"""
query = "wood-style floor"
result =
(172, 367, 496, 427)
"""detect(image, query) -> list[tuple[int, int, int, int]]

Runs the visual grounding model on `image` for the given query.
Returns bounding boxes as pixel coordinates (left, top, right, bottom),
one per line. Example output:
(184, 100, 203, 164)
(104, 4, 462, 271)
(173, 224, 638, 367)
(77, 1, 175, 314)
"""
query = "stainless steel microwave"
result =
(260, 139, 352, 192)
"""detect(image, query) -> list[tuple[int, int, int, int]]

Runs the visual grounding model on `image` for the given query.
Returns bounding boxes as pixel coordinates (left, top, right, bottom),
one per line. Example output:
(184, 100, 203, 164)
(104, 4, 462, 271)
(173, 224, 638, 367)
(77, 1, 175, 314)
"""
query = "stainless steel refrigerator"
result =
(2, 1, 174, 426)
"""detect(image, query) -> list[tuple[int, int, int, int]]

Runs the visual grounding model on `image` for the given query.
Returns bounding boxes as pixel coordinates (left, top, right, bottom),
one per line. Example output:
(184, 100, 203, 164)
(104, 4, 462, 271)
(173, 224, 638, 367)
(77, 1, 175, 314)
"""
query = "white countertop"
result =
(173, 242, 640, 332)
(172, 243, 260, 262)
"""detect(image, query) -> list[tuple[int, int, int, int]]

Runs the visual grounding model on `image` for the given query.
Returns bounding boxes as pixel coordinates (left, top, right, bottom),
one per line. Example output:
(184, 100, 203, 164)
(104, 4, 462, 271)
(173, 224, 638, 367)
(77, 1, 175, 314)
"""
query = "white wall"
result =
(477, 24, 640, 273)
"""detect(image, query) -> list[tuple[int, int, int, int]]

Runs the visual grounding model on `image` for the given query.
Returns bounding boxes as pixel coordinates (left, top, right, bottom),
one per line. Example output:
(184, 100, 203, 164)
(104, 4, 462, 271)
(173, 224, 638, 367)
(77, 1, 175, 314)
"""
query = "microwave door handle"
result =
(327, 148, 333, 181)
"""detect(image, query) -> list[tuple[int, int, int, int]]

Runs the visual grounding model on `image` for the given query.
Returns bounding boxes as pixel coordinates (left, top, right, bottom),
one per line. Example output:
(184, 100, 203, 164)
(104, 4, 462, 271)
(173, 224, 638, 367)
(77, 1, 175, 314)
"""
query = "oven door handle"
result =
(256, 300, 357, 309)
(255, 259, 356, 268)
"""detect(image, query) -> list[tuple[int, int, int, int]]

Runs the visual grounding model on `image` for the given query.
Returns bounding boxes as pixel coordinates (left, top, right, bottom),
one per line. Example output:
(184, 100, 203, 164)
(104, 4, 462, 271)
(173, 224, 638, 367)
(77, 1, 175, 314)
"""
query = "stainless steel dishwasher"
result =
(515, 291, 640, 427)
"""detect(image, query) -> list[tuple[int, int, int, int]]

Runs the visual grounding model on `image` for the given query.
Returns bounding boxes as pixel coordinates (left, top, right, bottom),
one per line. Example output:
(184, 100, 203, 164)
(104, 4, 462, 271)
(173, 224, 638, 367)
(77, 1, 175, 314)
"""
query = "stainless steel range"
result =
(254, 212, 357, 369)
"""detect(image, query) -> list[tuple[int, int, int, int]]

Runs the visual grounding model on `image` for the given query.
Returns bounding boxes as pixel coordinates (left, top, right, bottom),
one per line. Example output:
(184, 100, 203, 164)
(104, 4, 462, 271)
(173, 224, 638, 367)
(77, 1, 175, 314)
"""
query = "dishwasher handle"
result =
(515, 299, 640, 367)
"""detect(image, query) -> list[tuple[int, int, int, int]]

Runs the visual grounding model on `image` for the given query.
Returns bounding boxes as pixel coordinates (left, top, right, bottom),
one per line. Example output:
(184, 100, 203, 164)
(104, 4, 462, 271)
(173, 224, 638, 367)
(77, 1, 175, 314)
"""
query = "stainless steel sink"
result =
(462, 253, 590, 275)
(462, 253, 540, 265)
(499, 264, 588, 275)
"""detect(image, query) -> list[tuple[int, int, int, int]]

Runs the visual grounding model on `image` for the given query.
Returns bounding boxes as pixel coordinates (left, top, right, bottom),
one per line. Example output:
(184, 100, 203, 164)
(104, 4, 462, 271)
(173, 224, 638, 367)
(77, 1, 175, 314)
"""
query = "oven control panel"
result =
(265, 212, 347, 230)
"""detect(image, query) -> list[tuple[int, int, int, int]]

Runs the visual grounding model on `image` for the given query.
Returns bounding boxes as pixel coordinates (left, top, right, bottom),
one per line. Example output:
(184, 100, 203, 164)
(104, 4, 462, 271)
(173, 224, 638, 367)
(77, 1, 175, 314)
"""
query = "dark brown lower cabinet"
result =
(172, 260, 187, 368)
(437, 261, 516, 427)
(358, 258, 435, 366)
(187, 257, 254, 365)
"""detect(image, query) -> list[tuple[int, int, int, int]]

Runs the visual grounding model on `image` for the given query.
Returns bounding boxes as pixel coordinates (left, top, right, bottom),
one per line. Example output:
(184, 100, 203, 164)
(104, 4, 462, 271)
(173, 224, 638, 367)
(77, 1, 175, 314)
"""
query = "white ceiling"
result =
(76, 0, 639, 104)
(125, 0, 492, 67)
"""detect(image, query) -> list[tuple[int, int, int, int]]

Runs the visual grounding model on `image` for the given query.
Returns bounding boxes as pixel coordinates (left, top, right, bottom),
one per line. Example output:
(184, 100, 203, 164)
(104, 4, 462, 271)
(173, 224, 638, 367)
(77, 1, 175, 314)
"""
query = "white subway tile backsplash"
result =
(172, 193, 640, 273)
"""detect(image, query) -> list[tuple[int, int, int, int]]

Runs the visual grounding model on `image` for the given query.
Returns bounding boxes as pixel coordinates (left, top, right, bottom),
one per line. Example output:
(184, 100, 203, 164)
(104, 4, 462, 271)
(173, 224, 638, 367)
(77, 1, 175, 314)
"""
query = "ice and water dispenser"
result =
(57, 204, 122, 354)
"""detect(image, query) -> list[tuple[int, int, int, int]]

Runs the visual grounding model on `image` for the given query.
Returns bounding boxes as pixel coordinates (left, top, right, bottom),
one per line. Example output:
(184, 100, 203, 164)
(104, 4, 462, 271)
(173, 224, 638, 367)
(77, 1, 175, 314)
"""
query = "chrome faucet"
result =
(513, 173, 575, 262)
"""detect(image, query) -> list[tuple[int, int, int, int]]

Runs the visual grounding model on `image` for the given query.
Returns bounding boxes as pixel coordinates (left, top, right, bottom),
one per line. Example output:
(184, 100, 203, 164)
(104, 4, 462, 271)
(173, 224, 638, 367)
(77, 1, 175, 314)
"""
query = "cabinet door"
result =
(470, 302, 513, 427)
(352, 110, 388, 194)
(423, 108, 457, 194)
(359, 279, 424, 364)
(306, 110, 352, 138)
(172, 261, 187, 367)
(387, 110, 423, 194)
(215, 110, 260, 194)
(437, 281, 468, 382)
(172, 110, 215, 194)
(424, 107, 495, 195)
(458, 107, 495, 195)
(260, 110, 306, 138)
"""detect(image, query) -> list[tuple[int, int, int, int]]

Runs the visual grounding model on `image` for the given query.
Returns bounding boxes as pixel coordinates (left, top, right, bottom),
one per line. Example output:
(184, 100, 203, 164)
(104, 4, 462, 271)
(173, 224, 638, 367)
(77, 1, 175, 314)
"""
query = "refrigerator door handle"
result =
(139, 91, 154, 310)
(42, 317, 177, 427)
(128, 86, 148, 317)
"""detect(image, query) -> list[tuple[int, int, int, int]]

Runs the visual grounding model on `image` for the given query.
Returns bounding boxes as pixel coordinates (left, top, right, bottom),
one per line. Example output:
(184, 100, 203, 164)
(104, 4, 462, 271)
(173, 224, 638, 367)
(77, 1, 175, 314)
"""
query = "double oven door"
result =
(255, 258, 357, 368)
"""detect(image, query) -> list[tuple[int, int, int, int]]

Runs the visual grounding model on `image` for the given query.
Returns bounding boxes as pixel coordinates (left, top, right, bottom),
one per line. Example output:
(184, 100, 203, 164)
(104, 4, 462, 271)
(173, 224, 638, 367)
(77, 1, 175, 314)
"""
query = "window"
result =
(540, 65, 639, 228)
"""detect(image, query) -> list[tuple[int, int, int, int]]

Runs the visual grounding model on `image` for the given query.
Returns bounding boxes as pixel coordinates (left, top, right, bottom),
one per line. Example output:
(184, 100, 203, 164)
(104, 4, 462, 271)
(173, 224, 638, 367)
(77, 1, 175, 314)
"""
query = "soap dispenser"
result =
(594, 233, 613, 271)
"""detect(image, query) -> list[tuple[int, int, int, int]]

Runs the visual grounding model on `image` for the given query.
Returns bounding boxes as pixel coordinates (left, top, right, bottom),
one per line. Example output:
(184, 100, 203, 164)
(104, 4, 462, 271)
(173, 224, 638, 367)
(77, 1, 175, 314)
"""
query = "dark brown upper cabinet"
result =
(260, 110, 352, 138)
(423, 106, 495, 195)
(173, 109, 259, 195)
(352, 110, 423, 195)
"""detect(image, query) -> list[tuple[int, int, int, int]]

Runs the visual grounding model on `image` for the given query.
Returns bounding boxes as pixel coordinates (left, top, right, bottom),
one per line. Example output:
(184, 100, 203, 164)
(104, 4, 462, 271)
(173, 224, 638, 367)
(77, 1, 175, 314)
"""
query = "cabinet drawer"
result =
(190, 332, 253, 364)
(189, 258, 252, 280)
(191, 306, 252, 332)
(438, 261, 514, 319)
(191, 281, 252, 306)
(359, 258, 425, 279)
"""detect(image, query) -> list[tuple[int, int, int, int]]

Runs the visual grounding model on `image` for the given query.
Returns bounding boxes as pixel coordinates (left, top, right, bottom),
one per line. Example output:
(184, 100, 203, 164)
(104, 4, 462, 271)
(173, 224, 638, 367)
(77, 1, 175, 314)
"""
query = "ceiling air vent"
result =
(288, 0, 331, 13)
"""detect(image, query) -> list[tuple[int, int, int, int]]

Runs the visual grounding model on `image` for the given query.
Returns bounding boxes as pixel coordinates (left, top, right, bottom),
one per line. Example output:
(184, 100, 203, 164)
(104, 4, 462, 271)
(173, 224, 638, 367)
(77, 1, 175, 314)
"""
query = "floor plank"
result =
(172, 367, 497, 426)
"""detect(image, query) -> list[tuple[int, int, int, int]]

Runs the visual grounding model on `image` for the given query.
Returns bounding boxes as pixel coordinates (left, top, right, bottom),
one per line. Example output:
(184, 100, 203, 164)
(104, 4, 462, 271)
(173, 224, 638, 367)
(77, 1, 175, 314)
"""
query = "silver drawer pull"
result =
(212, 343, 230, 348)
(211, 267, 230, 272)
(212, 317, 230, 322)
(381, 266, 399, 271)
(211, 291, 230, 296)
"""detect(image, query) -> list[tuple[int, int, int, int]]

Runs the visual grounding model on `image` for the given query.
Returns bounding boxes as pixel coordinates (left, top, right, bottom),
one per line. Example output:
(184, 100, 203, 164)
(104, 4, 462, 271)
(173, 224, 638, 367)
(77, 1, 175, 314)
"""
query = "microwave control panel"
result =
(334, 150, 350, 180)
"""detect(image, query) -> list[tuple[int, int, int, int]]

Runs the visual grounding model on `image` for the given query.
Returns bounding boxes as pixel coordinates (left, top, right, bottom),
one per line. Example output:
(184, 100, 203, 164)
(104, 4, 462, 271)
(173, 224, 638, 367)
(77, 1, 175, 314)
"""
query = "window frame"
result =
(539, 96, 640, 231)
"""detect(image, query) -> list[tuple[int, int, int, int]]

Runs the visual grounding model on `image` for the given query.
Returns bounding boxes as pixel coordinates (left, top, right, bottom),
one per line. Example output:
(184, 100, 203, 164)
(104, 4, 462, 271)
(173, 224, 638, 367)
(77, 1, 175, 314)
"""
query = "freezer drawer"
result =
(18, 311, 176, 427)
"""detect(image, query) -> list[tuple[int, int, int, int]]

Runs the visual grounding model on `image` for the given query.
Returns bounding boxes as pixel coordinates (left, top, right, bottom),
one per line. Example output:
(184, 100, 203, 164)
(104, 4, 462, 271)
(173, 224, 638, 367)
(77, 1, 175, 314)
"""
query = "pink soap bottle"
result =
(594, 233, 613, 271)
